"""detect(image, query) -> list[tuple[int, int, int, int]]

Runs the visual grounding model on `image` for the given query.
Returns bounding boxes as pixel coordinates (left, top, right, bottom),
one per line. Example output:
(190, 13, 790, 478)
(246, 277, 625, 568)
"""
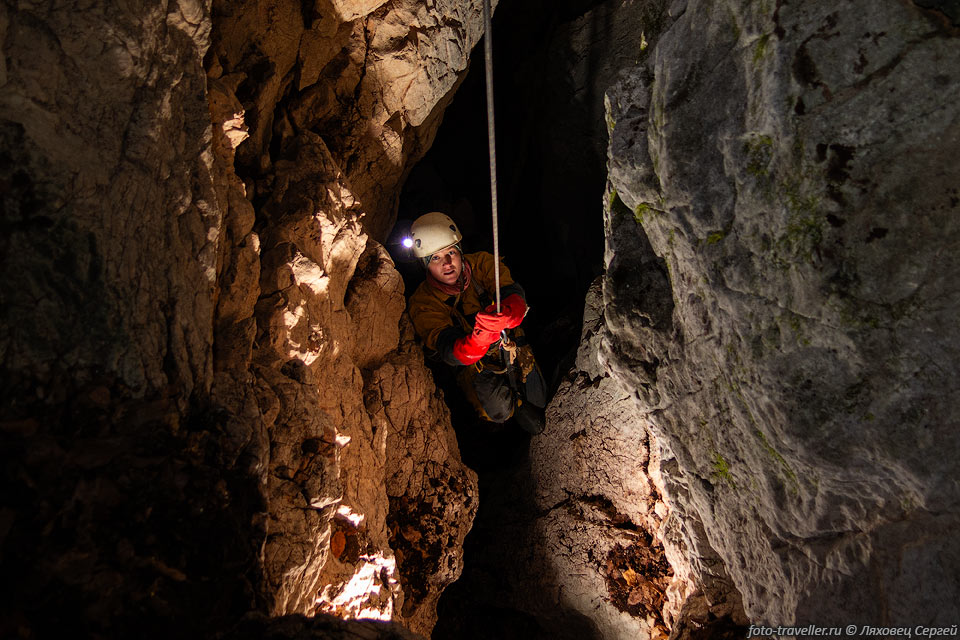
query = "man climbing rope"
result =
(406, 211, 547, 434)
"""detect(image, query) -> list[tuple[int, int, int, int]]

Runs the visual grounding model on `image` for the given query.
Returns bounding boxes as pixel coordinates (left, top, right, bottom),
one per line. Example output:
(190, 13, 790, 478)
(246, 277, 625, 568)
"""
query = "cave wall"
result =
(601, 0, 960, 628)
(0, 0, 493, 635)
(1, 3, 233, 634)
(210, 0, 491, 242)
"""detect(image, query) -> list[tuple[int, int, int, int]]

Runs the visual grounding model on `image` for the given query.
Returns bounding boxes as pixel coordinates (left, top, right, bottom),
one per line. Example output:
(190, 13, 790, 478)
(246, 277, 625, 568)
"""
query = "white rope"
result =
(482, 0, 501, 313)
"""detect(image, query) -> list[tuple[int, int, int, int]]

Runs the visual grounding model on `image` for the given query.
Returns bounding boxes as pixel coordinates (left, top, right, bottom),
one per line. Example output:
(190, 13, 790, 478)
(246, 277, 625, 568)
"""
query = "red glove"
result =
(500, 294, 526, 329)
(450, 299, 525, 365)
(475, 307, 512, 334)
(452, 315, 501, 365)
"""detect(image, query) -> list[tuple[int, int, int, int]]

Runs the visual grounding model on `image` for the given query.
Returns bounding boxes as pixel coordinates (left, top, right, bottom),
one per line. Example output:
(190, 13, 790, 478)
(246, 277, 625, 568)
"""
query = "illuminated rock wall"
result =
(0, 0, 489, 635)
(602, 0, 960, 628)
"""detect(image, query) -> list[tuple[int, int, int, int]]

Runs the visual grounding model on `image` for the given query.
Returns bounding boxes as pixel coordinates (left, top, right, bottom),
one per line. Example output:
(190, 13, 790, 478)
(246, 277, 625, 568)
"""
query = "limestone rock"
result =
(604, 0, 960, 627)
(530, 280, 687, 640)
(226, 612, 426, 640)
(576, 277, 608, 381)
(204, 0, 492, 628)
(208, 0, 497, 241)
(0, 3, 246, 633)
(208, 76, 260, 376)
(1, 0, 218, 400)
(253, 130, 476, 627)
(378, 317, 478, 635)
(454, 278, 743, 640)
(2, 0, 482, 635)
(531, 372, 678, 639)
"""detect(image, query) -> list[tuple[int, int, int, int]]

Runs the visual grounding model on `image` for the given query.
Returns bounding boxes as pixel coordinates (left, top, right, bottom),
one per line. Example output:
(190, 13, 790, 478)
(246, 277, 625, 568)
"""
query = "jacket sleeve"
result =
(409, 293, 455, 352)
(410, 301, 470, 367)
(435, 326, 470, 366)
(499, 281, 525, 304)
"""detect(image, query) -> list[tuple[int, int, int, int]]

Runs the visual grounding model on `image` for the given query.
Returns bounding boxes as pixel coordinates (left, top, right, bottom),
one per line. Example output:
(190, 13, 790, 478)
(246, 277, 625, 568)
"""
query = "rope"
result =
(482, 0, 501, 313)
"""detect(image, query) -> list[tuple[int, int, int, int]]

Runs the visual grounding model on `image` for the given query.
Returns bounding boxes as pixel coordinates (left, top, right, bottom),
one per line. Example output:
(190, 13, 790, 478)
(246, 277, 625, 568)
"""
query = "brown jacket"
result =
(407, 251, 522, 361)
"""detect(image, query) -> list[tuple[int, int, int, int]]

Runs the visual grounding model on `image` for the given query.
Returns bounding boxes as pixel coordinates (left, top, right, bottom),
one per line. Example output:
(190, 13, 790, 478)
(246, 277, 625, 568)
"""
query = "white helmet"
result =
(409, 212, 463, 258)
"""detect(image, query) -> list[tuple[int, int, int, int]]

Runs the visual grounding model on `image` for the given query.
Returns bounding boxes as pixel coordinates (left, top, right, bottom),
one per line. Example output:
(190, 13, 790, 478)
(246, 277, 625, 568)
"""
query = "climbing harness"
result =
(482, 0, 502, 313)
(500, 336, 518, 366)
(440, 271, 535, 381)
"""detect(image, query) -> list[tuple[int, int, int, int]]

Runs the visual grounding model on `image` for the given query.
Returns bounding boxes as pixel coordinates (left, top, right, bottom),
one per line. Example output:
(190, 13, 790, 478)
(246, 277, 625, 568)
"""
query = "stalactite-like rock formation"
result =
(208, 0, 491, 241)
(1, 0, 491, 636)
(600, 0, 960, 629)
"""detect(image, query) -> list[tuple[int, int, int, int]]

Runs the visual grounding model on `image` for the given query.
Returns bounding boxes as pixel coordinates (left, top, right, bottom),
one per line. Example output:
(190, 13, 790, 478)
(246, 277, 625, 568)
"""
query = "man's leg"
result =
(510, 351, 547, 433)
(466, 368, 515, 423)
(521, 363, 547, 408)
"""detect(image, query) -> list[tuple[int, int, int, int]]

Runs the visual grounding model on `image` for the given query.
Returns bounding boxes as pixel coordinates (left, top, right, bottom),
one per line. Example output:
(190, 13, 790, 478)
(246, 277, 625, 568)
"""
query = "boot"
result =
(514, 399, 545, 435)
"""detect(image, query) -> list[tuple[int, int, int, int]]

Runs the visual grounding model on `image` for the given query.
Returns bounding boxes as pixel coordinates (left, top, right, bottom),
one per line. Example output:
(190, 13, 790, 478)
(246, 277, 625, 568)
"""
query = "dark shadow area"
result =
(390, 0, 618, 392)
(425, 358, 603, 640)
(0, 377, 267, 638)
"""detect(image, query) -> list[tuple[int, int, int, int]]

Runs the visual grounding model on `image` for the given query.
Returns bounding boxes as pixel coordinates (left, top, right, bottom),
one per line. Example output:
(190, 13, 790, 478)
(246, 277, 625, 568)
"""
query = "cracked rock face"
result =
(479, 279, 745, 640)
(603, 0, 960, 627)
(1, 0, 483, 635)
(529, 279, 689, 640)
(1, 0, 217, 401)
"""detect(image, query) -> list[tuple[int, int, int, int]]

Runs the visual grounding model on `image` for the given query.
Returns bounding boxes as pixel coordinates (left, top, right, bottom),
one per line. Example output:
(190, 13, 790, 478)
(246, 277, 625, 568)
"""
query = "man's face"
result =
(427, 246, 462, 285)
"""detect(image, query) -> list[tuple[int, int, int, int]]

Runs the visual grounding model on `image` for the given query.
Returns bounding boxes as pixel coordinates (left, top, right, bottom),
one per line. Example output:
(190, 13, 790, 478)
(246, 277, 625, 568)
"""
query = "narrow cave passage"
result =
(390, 0, 612, 390)
(386, 1, 634, 638)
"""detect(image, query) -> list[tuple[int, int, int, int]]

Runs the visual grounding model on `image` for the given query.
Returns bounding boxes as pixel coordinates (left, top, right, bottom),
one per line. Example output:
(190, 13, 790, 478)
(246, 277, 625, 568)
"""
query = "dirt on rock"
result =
(604, 537, 672, 636)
